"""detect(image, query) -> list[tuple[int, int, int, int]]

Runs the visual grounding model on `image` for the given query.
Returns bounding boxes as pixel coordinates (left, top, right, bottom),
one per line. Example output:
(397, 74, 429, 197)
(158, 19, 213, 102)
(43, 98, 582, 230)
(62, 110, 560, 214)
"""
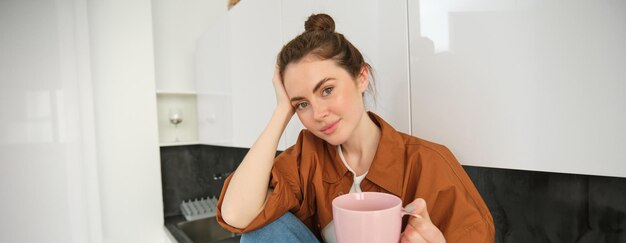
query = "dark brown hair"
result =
(277, 13, 375, 95)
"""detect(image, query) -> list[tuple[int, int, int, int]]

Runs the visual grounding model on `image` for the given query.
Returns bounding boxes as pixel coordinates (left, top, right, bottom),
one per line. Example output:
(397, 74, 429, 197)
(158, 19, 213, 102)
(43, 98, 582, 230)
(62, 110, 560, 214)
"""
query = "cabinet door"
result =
(407, 1, 626, 177)
(196, 0, 283, 148)
(228, 0, 283, 149)
(281, 0, 411, 147)
(196, 14, 234, 146)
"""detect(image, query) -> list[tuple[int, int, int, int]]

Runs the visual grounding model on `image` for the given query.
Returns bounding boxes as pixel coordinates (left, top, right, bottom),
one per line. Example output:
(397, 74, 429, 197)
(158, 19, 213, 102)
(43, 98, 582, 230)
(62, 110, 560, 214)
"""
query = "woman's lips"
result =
(320, 120, 340, 135)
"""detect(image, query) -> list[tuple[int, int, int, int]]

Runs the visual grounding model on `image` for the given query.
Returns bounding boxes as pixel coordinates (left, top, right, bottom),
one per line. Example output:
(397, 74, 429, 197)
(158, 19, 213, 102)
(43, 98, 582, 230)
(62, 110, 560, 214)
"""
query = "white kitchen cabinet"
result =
(196, 0, 285, 148)
(153, 0, 216, 92)
(407, 0, 626, 177)
(153, 0, 218, 146)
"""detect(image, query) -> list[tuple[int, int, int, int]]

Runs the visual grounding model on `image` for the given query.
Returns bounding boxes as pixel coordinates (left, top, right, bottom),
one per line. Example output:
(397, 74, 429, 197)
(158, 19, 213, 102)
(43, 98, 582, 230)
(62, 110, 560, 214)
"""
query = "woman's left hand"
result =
(401, 198, 446, 243)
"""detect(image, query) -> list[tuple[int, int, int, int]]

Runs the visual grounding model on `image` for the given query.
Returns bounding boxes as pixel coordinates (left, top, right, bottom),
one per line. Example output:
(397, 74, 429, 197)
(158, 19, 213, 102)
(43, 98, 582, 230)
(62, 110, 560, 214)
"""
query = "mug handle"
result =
(401, 211, 423, 219)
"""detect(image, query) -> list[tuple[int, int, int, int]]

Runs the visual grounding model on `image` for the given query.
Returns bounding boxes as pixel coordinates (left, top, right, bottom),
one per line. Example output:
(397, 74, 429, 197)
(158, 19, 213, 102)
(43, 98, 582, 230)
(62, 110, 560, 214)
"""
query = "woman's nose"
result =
(312, 102, 328, 120)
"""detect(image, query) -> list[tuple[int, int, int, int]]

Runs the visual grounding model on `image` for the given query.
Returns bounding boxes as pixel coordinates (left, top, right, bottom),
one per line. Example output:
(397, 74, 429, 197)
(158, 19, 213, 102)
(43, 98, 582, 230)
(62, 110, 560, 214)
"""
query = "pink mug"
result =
(332, 192, 419, 243)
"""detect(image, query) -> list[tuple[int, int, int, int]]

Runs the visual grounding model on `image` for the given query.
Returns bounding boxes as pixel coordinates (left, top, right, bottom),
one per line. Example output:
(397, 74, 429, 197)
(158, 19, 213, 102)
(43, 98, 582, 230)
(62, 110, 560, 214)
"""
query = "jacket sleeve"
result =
(216, 131, 309, 234)
(412, 143, 495, 243)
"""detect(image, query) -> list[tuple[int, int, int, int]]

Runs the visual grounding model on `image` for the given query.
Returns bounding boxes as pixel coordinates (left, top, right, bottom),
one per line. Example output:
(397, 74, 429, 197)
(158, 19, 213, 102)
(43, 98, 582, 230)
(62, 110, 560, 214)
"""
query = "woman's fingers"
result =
(403, 198, 446, 243)
(272, 65, 282, 85)
(271, 66, 293, 113)
(405, 198, 430, 221)
(401, 223, 427, 243)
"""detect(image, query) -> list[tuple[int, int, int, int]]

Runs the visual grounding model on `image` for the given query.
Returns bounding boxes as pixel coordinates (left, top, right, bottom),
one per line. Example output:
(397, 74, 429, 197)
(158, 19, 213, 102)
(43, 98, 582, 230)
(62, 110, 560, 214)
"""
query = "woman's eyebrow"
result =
(290, 96, 305, 103)
(312, 78, 332, 93)
(289, 78, 333, 103)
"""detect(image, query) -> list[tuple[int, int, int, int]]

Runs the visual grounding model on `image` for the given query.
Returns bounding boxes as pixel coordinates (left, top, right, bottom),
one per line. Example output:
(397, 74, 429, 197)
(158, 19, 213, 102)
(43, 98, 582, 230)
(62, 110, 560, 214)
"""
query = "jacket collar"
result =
(322, 112, 405, 197)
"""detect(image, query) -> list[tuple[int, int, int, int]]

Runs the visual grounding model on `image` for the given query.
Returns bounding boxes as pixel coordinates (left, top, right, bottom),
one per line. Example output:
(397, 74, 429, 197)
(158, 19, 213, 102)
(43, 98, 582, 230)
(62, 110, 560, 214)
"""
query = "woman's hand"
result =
(272, 66, 294, 115)
(401, 198, 446, 243)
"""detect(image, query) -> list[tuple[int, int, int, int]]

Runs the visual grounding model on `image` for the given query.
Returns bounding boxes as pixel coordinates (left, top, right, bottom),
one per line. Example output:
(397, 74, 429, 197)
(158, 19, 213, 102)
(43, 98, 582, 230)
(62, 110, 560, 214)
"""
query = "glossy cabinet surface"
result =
(1, 1, 98, 241)
(196, 0, 282, 148)
(2, 0, 164, 241)
(196, 0, 626, 177)
(408, 0, 626, 177)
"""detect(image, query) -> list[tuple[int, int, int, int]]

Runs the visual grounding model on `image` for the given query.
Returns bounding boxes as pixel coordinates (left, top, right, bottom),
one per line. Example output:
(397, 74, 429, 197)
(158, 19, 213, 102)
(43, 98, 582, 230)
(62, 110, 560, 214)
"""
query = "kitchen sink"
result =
(177, 217, 239, 243)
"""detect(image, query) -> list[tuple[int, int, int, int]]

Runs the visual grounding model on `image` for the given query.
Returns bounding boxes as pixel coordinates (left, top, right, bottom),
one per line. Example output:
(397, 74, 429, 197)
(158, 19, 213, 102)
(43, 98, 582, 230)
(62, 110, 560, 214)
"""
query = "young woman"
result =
(217, 13, 495, 243)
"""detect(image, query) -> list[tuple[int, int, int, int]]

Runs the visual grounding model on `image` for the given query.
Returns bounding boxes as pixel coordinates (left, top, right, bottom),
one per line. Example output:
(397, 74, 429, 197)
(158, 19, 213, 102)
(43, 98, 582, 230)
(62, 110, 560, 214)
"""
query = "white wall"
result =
(0, 0, 102, 242)
(409, 0, 626, 177)
(1, 0, 230, 242)
(87, 0, 164, 242)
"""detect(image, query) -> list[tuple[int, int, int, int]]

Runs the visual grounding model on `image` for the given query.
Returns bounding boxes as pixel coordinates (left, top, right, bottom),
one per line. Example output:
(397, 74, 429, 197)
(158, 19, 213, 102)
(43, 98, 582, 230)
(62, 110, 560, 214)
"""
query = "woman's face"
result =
(283, 57, 368, 145)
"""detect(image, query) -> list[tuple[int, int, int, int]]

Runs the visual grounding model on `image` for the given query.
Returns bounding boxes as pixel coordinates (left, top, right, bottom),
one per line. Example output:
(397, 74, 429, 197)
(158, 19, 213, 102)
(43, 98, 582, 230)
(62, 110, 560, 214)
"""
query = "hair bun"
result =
(304, 13, 335, 33)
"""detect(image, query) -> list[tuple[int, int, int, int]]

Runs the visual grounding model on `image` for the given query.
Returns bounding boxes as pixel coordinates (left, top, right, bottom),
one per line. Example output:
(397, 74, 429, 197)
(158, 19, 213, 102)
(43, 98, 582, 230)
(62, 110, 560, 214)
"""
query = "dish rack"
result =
(180, 196, 219, 221)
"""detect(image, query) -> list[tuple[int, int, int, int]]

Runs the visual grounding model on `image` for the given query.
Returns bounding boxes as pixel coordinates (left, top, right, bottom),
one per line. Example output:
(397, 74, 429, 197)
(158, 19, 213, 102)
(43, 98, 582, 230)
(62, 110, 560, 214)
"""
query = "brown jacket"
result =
(217, 112, 495, 242)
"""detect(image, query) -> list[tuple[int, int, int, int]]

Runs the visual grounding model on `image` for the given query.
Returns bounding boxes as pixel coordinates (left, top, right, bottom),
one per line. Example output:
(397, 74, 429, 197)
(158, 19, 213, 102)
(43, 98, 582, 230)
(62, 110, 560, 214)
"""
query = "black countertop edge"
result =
(164, 215, 242, 243)
(165, 215, 194, 243)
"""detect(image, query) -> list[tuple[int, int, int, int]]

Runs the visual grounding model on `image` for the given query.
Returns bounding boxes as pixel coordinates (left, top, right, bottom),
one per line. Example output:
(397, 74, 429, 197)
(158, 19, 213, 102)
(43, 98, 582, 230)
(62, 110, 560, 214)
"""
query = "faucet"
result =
(212, 172, 230, 180)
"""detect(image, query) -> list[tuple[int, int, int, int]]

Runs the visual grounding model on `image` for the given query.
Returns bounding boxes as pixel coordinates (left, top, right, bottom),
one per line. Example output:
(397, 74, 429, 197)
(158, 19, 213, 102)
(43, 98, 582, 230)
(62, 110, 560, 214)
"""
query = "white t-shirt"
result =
(321, 146, 369, 243)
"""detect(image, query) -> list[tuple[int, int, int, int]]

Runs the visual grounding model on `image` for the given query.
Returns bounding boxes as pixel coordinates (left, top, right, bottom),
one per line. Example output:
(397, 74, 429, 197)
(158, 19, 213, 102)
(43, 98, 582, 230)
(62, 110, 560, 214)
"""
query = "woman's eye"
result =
(322, 87, 334, 96)
(296, 102, 309, 110)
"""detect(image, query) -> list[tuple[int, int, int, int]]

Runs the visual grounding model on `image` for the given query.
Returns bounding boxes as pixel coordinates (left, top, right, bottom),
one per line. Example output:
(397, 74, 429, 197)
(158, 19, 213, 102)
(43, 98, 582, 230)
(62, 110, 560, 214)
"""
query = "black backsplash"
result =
(161, 145, 626, 242)
(160, 145, 249, 217)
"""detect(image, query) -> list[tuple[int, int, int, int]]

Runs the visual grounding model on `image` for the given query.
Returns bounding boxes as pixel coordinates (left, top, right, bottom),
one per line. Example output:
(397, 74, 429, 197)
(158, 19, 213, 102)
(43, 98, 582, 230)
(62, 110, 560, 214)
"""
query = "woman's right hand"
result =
(401, 198, 446, 243)
(272, 66, 295, 115)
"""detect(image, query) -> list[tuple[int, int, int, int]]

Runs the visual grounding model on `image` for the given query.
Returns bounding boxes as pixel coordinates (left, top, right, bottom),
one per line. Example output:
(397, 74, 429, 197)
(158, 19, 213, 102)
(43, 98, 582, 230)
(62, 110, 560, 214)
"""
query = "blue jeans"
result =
(240, 212, 320, 243)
